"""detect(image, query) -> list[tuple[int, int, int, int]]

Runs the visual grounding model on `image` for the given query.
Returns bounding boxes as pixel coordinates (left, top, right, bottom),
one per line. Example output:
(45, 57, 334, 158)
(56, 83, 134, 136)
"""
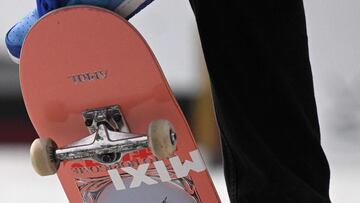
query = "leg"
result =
(189, 0, 331, 202)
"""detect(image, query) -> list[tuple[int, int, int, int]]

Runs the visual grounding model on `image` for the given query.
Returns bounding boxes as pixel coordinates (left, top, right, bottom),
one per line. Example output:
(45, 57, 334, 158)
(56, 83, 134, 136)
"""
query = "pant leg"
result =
(188, 0, 331, 202)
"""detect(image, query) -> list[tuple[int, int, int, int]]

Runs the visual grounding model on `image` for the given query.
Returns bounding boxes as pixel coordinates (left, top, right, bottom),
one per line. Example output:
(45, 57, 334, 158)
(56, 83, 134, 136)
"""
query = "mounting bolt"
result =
(113, 113, 122, 122)
(85, 118, 93, 127)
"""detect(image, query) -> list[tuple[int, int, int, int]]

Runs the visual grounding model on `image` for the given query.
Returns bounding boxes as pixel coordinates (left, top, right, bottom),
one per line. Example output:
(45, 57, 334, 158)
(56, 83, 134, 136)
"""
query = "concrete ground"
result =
(0, 145, 230, 202)
(0, 141, 359, 202)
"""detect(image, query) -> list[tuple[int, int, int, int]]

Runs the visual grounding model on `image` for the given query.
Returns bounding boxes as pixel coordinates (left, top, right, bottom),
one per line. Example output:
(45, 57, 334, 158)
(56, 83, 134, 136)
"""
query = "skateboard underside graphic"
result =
(20, 6, 220, 203)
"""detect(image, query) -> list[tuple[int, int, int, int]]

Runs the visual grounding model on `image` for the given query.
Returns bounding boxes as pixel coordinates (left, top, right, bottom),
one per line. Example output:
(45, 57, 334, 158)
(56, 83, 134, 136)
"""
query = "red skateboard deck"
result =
(20, 6, 220, 203)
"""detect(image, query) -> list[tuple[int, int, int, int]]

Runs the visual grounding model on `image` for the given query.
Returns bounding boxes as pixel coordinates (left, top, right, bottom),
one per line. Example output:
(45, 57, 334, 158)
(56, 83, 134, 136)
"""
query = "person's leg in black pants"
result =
(188, 0, 331, 202)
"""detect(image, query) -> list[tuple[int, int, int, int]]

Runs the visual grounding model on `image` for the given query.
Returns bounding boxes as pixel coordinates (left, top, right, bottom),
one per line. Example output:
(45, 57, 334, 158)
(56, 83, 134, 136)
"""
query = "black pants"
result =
(189, 0, 331, 202)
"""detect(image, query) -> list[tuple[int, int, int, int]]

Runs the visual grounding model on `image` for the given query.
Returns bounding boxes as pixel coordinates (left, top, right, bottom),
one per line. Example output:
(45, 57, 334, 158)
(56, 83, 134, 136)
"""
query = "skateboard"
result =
(20, 6, 220, 203)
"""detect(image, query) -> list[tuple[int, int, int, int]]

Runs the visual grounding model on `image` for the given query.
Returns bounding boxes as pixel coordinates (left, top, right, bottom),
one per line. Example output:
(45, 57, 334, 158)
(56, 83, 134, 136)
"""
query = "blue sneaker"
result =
(5, 0, 154, 64)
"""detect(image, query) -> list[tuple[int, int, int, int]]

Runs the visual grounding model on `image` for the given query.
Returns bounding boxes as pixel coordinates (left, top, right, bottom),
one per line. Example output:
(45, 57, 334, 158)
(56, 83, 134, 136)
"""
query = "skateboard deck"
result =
(20, 6, 220, 203)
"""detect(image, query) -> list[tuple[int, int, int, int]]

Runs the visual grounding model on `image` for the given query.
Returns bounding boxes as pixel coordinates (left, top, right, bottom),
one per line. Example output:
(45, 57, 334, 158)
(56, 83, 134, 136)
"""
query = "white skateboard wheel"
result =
(30, 138, 60, 176)
(148, 120, 177, 159)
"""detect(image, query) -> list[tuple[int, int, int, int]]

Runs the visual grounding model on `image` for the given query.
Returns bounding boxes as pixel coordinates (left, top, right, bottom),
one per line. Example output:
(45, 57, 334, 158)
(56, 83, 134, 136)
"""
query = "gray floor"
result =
(0, 145, 230, 203)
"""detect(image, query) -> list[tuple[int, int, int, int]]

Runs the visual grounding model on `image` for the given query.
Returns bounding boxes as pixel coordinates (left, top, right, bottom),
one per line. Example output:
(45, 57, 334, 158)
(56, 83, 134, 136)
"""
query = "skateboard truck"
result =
(55, 106, 149, 164)
(30, 105, 177, 176)
(82, 105, 129, 134)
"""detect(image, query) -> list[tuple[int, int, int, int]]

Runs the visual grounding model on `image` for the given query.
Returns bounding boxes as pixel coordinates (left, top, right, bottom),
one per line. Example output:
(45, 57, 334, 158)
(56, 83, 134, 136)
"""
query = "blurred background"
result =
(0, 0, 359, 202)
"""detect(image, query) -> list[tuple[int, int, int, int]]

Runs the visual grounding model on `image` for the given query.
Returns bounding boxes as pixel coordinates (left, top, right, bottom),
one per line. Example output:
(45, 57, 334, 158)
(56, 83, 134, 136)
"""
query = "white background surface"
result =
(0, 0, 360, 202)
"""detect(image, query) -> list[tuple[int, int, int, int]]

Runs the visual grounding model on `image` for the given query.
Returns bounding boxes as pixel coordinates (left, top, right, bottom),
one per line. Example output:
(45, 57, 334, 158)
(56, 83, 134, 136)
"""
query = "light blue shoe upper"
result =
(6, 0, 154, 63)
(6, 9, 39, 60)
